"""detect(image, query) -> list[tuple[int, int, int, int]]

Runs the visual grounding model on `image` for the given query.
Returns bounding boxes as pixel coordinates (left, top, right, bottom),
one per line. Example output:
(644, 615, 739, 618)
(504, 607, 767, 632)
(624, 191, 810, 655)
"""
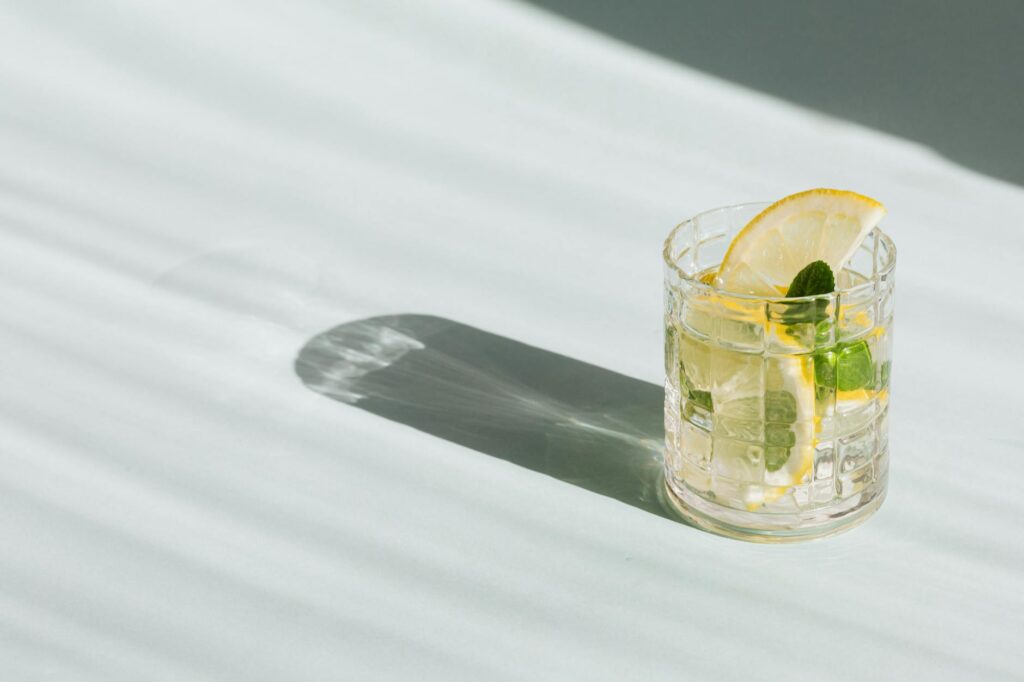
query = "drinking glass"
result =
(663, 203, 895, 541)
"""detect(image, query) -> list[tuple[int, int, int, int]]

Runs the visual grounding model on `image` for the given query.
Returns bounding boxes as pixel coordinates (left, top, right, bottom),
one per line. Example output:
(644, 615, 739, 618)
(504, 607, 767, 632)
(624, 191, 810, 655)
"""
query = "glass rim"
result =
(662, 201, 897, 303)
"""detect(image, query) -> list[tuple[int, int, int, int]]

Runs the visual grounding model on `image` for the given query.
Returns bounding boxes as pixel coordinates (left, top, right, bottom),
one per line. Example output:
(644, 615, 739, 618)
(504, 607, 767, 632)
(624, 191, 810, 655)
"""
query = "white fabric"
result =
(2, 1, 1022, 679)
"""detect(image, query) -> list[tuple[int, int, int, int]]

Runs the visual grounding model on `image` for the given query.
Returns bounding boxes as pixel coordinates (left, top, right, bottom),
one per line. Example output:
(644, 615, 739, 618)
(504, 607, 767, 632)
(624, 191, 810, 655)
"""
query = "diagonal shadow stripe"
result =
(294, 314, 680, 521)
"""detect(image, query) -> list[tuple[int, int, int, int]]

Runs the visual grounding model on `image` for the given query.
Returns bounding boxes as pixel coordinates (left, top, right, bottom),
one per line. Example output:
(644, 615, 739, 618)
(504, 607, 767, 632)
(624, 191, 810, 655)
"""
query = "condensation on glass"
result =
(663, 203, 895, 541)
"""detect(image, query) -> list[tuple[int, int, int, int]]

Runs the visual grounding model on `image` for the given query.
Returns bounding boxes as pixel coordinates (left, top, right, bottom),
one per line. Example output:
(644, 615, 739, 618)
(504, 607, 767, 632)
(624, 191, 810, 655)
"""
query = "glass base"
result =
(662, 476, 887, 543)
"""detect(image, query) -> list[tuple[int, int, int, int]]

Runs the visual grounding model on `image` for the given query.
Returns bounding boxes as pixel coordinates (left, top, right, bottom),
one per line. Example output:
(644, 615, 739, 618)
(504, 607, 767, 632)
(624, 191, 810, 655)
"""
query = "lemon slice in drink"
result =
(715, 189, 886, 296)
(703, 348, 814, 510)
(760, 355, 815, 508)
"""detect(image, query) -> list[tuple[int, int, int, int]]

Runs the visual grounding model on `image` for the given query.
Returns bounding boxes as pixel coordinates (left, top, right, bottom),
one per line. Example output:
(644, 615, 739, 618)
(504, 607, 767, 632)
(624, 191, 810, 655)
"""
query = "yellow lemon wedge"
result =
(759, 353, 815, 509)
(715, 189, 886, 296)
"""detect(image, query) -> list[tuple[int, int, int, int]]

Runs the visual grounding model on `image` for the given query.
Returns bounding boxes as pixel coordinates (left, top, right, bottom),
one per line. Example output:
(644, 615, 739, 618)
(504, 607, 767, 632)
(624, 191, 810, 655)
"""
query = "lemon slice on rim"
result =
(715, 189, 886, 296)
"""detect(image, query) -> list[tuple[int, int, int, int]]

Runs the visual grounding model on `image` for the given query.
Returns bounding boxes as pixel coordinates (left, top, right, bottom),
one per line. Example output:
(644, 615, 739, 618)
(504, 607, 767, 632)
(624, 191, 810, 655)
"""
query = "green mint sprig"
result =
(784, 260, 876, 394)
(780, 261, 835, 325)
(786, 260, 836, 298)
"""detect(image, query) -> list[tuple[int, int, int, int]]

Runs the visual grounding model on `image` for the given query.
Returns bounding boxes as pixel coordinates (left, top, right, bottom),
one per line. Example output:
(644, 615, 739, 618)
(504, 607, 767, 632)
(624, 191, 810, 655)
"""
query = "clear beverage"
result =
(663, 203, 895, 541)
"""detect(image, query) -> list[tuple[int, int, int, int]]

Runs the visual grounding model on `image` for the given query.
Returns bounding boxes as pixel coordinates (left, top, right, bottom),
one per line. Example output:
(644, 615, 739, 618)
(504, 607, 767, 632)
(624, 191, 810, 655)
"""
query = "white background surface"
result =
(2, 1, 1023, 679)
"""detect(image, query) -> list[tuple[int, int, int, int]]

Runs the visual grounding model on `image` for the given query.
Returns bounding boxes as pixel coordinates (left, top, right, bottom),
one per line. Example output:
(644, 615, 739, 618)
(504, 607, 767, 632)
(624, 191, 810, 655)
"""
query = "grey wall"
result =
(524, 0, 1024, 186)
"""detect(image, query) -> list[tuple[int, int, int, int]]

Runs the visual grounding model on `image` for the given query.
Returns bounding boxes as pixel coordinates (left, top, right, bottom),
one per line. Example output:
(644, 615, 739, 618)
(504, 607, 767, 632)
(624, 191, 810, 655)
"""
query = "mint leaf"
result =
(784, 262, 875, 395)
(814, 350, 837, 389)
(688, 389, 713, 411)
(812, 340, 875, 394)
(780, 261, 835, 325)
(786, 260, 835, 298)
(765, 446, 791, 472)
(764, 390, 797, 472)
(837, 340, 874, 391)
(764, 389, 797, 423)
(679, 363, 713, 412)
(814, 319, 833, 345)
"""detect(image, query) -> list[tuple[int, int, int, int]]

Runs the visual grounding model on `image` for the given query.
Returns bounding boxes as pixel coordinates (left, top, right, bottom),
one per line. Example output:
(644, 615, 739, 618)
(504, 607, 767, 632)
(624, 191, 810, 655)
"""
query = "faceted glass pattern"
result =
(663, 203, 895, 541)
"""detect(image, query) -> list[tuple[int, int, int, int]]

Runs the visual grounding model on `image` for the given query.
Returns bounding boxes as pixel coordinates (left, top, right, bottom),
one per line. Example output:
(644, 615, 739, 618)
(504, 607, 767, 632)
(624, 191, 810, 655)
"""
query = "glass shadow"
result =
(294, 314, 676, 520)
